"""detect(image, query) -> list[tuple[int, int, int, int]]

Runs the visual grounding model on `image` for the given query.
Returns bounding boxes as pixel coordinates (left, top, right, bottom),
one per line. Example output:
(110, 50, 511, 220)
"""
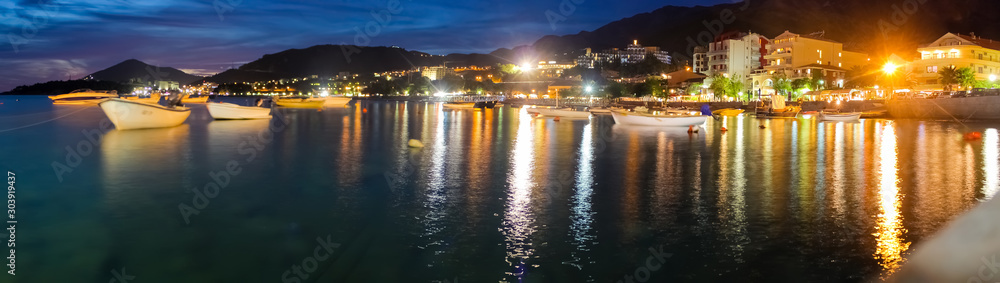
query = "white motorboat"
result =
(319, 96, 353, 107)
(537, 108, 592, 118)
(819, 112, 862, 121)
(98, 98, 191, 130)
(443, 102, 476, 109)
(207, 102, 271, 120)
(49, 89, 118, 104)
(611, 110, 708, 127)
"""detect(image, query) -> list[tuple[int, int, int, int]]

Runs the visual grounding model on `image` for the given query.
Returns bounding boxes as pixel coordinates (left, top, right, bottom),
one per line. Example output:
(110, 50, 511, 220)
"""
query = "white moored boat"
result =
(320, 96, 353, 107)
(611, 110, 708, 127)
(819, 112, 862, 121)
(49, 89, 118, 104)
(98, 98, 191, 130)
(273, 96, 325, 108)
(537, 108, 592, 118)
(207, 102, 271, 120)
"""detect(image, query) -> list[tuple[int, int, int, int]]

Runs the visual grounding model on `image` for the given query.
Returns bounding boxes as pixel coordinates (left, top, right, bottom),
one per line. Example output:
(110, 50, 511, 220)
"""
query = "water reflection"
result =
(504, 108, 536, 280)
(568, 121, 595, 272)
(984, 129, 999, 200)
(874, 123, 910, 276)
(102, 125, 192, 199)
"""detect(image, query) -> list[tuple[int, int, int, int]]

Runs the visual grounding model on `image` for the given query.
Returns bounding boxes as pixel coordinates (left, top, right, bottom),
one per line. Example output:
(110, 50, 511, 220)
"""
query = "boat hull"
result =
(886, 96, 1000, 120)
(712, 108, 745, 116)
(537, 108, 592, 118)
(819, 113, 861, 121)
(274, 98, 325, 108)
(207, 103, 271, 120)
(611, 111, 708, 127)
(443, 103, 476, 109)
(181, 96, 209, 103)
(49, 93, 117, 105)
(321, 97, 353, 107)
(98, 99, 191, 130)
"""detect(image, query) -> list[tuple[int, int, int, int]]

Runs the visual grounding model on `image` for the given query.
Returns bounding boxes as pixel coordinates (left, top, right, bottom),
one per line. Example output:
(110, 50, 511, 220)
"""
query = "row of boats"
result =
(48, 89, 866, 131)
(47, 89, 356, 130)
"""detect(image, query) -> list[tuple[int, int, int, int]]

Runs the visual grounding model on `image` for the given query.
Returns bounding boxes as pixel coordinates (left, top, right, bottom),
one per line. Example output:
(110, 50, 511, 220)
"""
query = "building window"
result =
(927, 66, 938, 73)
(979, 67, 984, 74)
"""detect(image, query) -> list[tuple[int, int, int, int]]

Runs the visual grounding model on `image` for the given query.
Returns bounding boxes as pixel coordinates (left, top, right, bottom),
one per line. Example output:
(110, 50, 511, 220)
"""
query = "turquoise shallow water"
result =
(0, 95, 998, 282)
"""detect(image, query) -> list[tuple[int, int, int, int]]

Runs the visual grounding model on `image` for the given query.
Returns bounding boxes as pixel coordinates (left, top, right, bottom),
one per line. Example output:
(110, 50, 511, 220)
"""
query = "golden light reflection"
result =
(874, 122, 910, 276)
(337, 106, 363, 186)
(503, 107, 536, 279)
(983, 129, 999, 200)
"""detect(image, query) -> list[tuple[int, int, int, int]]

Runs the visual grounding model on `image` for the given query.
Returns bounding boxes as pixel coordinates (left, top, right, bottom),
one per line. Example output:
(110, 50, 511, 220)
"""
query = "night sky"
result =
(1, 0, 731, 91)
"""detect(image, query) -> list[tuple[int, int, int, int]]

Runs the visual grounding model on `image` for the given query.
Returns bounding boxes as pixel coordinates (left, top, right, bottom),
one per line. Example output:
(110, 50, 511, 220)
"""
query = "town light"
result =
(883, 62, 898, 75)
(991, 74, 997, 82)
(585, 86, 593, 93)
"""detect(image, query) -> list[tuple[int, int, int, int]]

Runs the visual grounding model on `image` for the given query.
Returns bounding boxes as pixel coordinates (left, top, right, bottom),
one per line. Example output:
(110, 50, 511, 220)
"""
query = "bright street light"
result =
(883, 62, 898, 75)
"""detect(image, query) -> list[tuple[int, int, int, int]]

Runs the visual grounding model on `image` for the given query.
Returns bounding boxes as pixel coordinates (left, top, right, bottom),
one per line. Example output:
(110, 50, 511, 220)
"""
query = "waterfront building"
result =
(692, 46, 709, 74)
(535, 61, 576, 79)
(421, 66, 455, 81)
(910, 33, 1000, 90)
(750, 30, 869, 96)
(700, 32, 768, 86)
(576, 41, 672, 68)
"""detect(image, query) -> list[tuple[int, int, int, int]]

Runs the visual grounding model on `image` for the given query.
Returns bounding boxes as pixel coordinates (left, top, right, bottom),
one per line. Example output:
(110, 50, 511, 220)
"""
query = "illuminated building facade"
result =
(911, 33, 1000, 90)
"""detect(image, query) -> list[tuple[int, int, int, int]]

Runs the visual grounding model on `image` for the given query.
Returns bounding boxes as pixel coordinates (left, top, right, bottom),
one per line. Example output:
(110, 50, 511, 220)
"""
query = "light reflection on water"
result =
(503, 108, 536, 280)
(874, 123, 909, 277)
(4, 96, 1000, 282)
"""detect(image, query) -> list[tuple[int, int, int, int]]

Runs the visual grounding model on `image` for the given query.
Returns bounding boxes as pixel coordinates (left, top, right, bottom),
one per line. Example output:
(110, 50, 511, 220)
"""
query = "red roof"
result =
(955, 34, 1000, 51)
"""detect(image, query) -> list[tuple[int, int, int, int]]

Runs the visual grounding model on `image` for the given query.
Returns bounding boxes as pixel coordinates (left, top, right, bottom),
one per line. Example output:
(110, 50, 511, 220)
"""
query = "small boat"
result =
(537, 108, 592, 118)
(443, 102, 476, 109)
(611, 110, 708, 127)
(98, 98, 191, 130)
(756, 94, 800, 118)
(273, 96, 325, 108)
(207, 102, 271, 120)
(123, 92, 161, 104)
(49, 89, 118, 104)
(712, 108, 745, 116)
(181, 94, 209, 103)
(819, 112, 862, 121)
(319, 96, 353, 107)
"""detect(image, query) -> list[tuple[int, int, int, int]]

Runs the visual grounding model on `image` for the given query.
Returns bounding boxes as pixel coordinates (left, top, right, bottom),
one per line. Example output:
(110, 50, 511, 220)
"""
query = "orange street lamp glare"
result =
(883, 62, 898, 75)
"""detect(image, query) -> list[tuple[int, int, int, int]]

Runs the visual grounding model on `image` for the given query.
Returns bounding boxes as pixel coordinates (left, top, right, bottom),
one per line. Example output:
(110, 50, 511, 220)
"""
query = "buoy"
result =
(721, 127, 728, 132)
(554, 116, 561, 122)
(687, 125, 698, 134)
(363, 108, 368, 113)
(759, 124, 766, 129)
(408, 139, 424, 148)
(965, 132, 983, 141)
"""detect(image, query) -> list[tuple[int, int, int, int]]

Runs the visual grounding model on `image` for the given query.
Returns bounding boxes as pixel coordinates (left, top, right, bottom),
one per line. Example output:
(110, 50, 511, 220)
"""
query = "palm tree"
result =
(939, 66, 960, 91)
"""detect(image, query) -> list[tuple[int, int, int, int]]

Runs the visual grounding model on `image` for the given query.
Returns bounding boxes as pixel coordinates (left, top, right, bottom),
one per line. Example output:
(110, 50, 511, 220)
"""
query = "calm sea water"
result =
(0, 95, 998, 282)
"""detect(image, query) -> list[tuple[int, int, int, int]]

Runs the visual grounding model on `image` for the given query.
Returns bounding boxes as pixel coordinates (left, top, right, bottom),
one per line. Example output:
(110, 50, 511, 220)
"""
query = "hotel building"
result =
(910, 33, 1000, 90)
